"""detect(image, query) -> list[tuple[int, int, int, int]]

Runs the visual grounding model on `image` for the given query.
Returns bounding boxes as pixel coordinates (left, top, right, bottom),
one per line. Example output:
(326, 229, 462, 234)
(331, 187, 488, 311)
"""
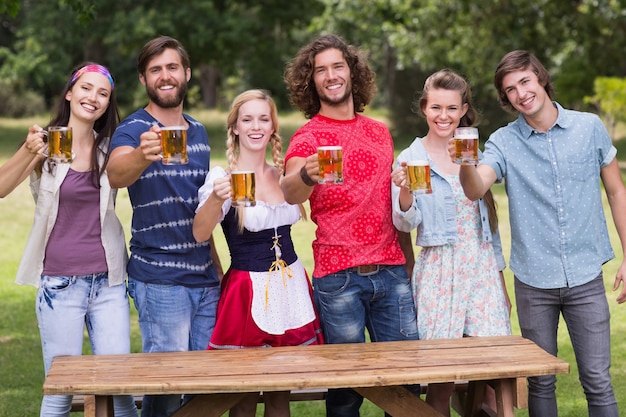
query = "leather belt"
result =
(348, 264, 382, 276)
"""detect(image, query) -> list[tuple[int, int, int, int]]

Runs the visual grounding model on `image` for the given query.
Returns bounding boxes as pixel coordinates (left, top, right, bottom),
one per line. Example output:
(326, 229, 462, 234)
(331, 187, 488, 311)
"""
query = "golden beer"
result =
(161, 126, 188, 165)
(454, 127, 479, 165)
(407, 160, 432, 194)
(231, 170, 256, 207)
(47, 126, 73, 163)
(317, 146, 343, 184)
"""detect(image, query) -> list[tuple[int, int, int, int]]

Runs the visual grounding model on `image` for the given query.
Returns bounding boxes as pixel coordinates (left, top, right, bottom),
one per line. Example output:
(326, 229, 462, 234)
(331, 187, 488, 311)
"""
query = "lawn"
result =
(0, 111, 625, 416)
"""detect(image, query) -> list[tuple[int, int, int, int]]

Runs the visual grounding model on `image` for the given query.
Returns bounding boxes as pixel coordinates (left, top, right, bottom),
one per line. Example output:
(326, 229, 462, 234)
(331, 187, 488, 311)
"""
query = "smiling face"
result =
(501, 68, 551, 119)
(312, 48, 353, 108)
(65, 71, 111, 123)
(233, 98, 275, 154)
(421, 88, 468, 140)
(140, 48, 190, 109)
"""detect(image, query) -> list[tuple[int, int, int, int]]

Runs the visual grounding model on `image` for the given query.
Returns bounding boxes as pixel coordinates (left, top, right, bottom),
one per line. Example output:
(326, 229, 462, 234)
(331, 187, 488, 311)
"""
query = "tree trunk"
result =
(198, 64, 219, 109)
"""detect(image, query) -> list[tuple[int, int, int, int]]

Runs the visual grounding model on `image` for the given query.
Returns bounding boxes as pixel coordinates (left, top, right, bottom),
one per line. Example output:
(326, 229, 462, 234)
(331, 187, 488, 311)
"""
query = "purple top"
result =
(43, 169, 107, 276)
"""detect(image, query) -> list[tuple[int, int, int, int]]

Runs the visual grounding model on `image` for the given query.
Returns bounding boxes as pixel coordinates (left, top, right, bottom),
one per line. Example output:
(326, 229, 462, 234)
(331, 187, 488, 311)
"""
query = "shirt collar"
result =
(516, 101, 570, 138)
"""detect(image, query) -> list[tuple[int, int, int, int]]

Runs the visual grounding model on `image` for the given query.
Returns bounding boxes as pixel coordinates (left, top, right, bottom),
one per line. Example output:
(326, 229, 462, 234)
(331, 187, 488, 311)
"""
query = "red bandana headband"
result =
(70, 64, 115, 90)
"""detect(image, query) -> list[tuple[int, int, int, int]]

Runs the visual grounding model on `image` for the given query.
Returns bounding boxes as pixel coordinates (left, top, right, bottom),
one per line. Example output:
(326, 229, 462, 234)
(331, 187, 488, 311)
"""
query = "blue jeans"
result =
(128, 277, 220, 417)
(37, 272, 137, 417)
(313, 265, 419, 417)
(515, 274, 618, 417)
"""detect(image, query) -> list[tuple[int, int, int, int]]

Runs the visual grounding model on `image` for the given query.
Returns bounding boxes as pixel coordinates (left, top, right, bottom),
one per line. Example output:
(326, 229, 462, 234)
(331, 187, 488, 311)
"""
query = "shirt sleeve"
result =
(196, 166, 230, 221)
(592, 115, 617, 167)
(284, 130, 317, 168)
(481, 132, 508, 182)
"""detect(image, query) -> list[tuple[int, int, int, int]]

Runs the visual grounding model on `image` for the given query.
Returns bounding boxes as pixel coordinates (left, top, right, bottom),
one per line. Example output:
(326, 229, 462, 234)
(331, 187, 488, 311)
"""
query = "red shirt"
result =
(285, 114, 405, 277)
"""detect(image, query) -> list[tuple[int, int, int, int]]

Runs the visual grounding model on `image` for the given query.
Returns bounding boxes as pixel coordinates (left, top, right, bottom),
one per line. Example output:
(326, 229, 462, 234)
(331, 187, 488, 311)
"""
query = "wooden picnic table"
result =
(43, 335, 569, 417)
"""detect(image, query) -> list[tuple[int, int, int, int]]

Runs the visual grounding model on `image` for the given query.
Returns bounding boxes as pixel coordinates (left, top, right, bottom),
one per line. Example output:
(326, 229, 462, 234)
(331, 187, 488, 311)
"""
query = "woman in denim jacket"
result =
(2, 63, 137, 417)
(391, 70, 512, 417)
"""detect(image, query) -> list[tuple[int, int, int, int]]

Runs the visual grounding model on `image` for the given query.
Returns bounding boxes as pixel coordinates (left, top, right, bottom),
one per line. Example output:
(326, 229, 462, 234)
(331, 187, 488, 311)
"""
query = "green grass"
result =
(0, 112, 625, 416)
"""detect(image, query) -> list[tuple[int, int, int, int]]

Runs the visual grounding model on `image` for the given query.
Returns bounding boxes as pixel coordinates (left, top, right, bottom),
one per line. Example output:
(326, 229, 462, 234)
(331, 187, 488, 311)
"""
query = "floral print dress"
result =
(413, 175, 511, 340)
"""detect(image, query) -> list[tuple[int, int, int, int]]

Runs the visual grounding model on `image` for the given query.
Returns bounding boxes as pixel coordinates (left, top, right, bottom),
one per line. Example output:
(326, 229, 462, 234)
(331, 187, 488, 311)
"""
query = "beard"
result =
(316, 80, 352, 107)
(146, 80, 188, 108)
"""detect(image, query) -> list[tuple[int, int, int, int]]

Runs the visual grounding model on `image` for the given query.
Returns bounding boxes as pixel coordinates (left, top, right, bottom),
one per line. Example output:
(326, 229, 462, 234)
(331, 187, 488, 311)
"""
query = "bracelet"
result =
(299, 165, 317, 187)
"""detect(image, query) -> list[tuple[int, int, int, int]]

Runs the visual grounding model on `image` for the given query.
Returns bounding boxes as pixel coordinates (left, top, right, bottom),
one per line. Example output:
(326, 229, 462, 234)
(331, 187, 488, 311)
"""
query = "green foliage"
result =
(310, 0, 626, 138)
(0, 80, 46, 118)
(585, 77, 626, 140)
(1, 0, 626, 137)
(0, 0, 20, 16)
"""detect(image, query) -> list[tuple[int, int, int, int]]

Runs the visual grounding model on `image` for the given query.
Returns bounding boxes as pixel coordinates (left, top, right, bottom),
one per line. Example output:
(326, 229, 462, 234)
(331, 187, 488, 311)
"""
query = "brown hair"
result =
(493, 50, 554, 113)
(40, 62, 119, 187)
(415, 69, 477, 127)
(284, 34, 376, 119)
(416, 69, 498, 232)
(137, 36, 191, 76)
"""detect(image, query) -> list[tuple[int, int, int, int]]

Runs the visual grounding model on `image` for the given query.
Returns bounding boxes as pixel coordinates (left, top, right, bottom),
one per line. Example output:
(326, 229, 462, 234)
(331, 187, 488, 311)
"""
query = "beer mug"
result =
(406, 160, 432, 195)
(160, 126, 188, 165)
(317, 146, 343, 184)
(45, 126, 73, 163)
(454, 127, 479, 165)
(231, 170, 255, 207)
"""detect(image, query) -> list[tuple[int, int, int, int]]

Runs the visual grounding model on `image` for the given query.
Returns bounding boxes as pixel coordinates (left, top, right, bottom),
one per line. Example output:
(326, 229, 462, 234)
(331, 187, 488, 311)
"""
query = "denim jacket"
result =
(391, 137, 506, 270)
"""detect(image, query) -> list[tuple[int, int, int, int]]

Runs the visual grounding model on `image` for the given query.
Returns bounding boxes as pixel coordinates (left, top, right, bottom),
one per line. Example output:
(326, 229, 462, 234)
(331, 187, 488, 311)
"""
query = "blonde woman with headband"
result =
(193, 89, 323, 417)
(2, 63, 137, 417)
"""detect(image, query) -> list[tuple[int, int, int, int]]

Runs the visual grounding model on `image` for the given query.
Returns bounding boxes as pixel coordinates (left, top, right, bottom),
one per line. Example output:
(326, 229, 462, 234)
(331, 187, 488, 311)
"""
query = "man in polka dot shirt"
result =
(453, 50, 626, 417)
(282, 34, 419, 417)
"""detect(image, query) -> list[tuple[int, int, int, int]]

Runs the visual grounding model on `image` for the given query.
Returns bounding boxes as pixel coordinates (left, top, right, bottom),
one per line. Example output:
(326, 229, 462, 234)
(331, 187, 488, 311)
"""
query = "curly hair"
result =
(284, 33, 376, 119)
(494, 50, 554, 113)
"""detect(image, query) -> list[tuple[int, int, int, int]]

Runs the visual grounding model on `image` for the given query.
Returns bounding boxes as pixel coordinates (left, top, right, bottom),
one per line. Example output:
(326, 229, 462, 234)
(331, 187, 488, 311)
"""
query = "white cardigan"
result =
(15, 142, 128, 287)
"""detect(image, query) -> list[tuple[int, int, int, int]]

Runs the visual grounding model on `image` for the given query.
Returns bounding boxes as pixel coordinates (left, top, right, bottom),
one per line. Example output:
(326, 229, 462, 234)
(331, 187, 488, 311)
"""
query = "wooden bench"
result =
(47, 336, 565, 417)
(69, 389, 329, 412)
(69, 378, 526, 415)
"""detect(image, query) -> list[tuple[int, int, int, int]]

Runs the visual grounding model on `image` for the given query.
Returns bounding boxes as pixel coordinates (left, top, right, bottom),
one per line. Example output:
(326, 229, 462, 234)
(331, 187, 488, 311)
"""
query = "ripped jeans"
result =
(37, 272, 137, 417)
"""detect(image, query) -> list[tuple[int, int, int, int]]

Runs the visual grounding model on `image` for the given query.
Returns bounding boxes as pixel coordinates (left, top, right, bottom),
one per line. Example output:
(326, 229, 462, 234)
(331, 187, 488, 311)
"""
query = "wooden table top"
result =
(43, 335, 569, 396)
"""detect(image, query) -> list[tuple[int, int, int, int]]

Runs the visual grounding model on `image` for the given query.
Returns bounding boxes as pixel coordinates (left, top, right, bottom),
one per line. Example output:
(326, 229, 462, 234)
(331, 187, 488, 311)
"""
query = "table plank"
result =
(43, 336, 568, 396)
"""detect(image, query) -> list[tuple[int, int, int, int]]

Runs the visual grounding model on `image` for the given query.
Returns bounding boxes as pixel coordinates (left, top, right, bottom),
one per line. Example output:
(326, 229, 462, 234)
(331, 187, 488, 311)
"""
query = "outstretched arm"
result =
(281, 154, 318, 205)
(107, 126, 163, 189)
(0, 126, 47, 198)
(448, 138, 498, 200)
(193, 175, 231, 243)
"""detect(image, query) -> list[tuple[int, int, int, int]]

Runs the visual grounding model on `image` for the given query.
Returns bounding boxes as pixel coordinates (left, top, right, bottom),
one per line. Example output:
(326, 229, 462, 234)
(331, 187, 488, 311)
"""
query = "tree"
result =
(0, 0, 323, 114)
(585, 77, 626, 140)
(310, 0, 626, 138)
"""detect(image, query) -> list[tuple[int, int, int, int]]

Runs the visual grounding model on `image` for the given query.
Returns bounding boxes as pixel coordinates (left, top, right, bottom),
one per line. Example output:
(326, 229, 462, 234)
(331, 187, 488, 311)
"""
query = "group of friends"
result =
(0, 32, 624, 417)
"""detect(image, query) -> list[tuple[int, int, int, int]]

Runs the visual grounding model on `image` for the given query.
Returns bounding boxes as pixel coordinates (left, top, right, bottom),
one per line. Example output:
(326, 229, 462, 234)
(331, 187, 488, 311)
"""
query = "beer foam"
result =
(318, 146, 342, 150)
(407, 159, 429, 166)
(454, 133, 478, 139)
(454, 127, 478, 140)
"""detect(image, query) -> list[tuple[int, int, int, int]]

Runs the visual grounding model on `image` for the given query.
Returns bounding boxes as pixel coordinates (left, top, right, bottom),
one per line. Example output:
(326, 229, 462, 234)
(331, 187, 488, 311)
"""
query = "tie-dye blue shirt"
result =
(111, 108, 218, 287)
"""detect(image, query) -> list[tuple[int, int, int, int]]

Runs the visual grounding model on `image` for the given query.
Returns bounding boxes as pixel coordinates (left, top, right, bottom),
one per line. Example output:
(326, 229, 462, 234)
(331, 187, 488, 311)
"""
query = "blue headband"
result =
(70, 64, 115, 90)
